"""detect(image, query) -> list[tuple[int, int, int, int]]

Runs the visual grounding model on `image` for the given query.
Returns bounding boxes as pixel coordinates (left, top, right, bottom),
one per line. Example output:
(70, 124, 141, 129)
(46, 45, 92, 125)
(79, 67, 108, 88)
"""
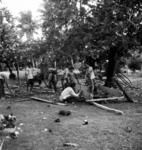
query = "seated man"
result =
(59, 82, 82, 103)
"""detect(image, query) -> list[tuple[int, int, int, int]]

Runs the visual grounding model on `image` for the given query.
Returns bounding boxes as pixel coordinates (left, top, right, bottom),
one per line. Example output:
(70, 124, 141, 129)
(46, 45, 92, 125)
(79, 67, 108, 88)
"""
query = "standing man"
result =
(25, 64, 34, 93)
(61, 64, 69, 89)
(0, 73, 14, 100)
(48, 68, 57, 92)
(85, 64, 97, 98)
(67, 66, 80, 91)
(39, 58, 48, 87)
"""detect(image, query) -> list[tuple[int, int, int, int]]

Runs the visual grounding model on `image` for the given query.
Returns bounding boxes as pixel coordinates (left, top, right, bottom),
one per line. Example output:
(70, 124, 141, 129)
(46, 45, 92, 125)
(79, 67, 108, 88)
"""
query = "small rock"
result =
(63, 143, 78, 147)
(17, 127, 21, 130)
(58, 110, 71, 116)
(6, 106, 11, 110)
(125, 127, 132, 133)
(48, 129, 52, 133)
(15, 131, 20, 135)
(42, 117, 47, 120)
(19, 123, 24, 126)
(6, 136, 10, 139)
(10, 132, 18, 139)
(82, 120, 88, 125)
(54, 118, 60, 123)
(43, 128, 48, 132)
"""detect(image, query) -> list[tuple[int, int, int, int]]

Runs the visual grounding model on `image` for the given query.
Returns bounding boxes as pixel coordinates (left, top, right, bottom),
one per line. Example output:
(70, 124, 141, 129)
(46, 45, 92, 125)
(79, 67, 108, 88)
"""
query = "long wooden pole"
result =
(86, 96, 124, 102)
(91, 102, 124, 115)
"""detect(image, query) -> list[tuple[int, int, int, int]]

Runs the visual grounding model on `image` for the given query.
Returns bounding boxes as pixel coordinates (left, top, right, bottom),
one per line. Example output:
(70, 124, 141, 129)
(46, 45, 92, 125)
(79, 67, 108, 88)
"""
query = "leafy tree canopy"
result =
(40, 0, 142, 65)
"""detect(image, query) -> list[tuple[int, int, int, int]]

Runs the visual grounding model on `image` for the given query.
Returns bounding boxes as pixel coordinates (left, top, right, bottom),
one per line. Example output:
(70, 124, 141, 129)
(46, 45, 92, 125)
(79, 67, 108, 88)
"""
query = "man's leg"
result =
(52, 80, 57, 92)
(91, 79, 94, 97)
(27, 79, 30, 92)
(63, 96, 80, 103)
(30, 79, 34, 92)
(0, 79, 5, 99)
(61, 77, 64, 89)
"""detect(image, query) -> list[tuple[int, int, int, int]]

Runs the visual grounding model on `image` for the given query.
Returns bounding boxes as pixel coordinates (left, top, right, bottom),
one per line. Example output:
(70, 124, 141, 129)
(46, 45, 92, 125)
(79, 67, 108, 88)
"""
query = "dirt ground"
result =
(0, 94, 142, 150)
(0, 77, 142, 150)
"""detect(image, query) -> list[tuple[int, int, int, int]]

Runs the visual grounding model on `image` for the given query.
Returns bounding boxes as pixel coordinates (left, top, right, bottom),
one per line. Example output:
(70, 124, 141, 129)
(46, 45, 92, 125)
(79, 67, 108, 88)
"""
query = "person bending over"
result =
(59, 82, 82, 103)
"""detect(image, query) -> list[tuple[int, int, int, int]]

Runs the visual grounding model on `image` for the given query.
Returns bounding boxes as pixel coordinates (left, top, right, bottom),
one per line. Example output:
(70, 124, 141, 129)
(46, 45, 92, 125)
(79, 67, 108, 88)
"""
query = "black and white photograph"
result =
(0, 0, 142, 149)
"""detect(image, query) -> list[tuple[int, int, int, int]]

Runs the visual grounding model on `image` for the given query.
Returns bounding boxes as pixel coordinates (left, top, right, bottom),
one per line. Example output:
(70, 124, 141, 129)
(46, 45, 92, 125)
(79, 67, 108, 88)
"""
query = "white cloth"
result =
(59, 87, 80, 101)
(88, 66, 95, 80)
(26, 67, 34, 79)
(64, 68, 69, 78)
(0, 73, 7, 80)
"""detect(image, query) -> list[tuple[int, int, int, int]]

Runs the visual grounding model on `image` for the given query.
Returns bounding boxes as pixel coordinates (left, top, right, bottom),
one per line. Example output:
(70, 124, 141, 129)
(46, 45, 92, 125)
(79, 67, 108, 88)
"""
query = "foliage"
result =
(0, 8, 20, 71)
(40, 0, 142, 66)
(128, 57, 142, 71)
(17, 11, 38, 41)
(40, 0, 92, 64)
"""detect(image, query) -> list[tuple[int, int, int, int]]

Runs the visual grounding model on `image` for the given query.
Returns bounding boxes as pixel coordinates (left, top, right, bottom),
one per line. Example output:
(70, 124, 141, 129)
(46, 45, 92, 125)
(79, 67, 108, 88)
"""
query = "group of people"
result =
(0, 59, 97, 103)
(59, 62, 96, 103)
(25, 64, 57, 93)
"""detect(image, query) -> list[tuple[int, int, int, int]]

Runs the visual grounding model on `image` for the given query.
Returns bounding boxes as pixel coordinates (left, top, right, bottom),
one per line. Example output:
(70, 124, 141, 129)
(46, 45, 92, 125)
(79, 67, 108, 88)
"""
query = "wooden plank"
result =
(56, 102, 67, 106)
(31, 97, 67, 106)
(91, 102, 124, 115)
(86, 96, 124, 102)
(0, 139, 4, 150)
(31, 97, 55, 104)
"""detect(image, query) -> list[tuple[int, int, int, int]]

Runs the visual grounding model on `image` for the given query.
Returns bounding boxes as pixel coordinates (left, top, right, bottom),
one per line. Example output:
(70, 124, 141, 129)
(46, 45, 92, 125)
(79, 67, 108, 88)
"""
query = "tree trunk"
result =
(5, 62, 13, 74)
(0, 63, 2, 71)
(16, 61, 21, 86)
(105, 46, 119, 87)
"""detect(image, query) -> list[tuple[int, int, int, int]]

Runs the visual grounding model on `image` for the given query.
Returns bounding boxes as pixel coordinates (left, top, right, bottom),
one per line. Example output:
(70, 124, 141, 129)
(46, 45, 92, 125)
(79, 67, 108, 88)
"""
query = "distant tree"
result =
(40, 0, 142, 86)
(17, 11, 38, 41)
(0, 7, 19, 75)
(128, 57, 141, 72)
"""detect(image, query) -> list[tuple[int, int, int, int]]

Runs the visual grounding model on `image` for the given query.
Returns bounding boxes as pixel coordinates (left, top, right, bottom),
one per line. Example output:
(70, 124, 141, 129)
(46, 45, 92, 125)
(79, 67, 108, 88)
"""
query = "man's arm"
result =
(70, 88, 81, 97)
(74, 73, 80, 84)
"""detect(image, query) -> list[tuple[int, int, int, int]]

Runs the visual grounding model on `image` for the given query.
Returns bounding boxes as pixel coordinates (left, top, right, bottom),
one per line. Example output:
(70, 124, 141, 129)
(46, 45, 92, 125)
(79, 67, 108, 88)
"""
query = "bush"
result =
(128, 58, 141, 71)
(9, 73, 16, 80)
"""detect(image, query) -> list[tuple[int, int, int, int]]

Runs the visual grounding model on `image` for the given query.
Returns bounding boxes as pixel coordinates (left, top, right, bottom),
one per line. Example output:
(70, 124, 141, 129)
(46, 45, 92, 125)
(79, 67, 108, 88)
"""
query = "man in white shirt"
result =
(59, 82, 82, 103)
(25, 64, 34, 92)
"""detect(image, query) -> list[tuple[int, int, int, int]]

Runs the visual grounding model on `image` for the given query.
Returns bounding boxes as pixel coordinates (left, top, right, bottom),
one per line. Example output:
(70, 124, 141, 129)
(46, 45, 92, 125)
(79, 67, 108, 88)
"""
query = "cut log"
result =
(90, 102, 124, 115)
(56, 102, 67, 106)
(31, 97, 66, 106)
(0, 139, 4, 150)
(31, 97, 55, 104)
(86, 96, 124, 102)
